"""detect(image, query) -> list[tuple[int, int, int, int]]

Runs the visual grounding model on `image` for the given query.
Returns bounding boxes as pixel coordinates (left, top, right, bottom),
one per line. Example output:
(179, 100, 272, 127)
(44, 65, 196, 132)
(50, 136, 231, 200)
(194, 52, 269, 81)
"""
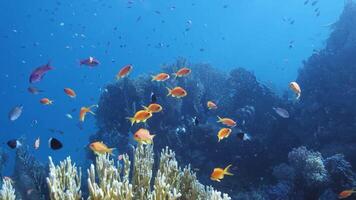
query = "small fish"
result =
(80, 56, 100, 67)
(64, 88, 76, 98)
(207, 101, 218, 110)
(48, 137, 63, 150)
(34, 137, 40, 150)
(311, 0, 318, 6)
(89, 141, 115, 155)
(339, 189, 356, 199)
(166, 87, 187, 98)
(304, 0, 309, 5)
(116, 64, 133, 79)
(173, 67, 191, 78)
(8, 105, 23, 121)
(65, 113, 73, 119)
(7, 139, 21, 149)
(210, 164, 233, 182)
(289, 81, 301, 100)
(142, 103, 162, 113)
(27, 86, 43, 94)
(218, 128, 232, 142)
(150, 92, 157, 103)
(29, 62, 54, 83)
(217, 116, 236, 127)
(40, 98, 54, 105)
(79, 105, 98, 122)
(193, 116, 199, 126)
(273, 107, 290, 118)
(134, 128, 155, 144)
(151, 73, 170, 81)
(126, 110, 153, 125)
(237, 132, 251, 141)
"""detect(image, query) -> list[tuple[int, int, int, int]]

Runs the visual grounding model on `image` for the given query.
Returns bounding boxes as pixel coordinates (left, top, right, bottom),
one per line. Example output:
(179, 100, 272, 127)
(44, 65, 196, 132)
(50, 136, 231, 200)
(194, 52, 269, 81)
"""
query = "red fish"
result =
(116, 64, 133, 79)
(29, 62, 54, 83)
(80, 57, 100, 67)
(64, 88, 76, 98)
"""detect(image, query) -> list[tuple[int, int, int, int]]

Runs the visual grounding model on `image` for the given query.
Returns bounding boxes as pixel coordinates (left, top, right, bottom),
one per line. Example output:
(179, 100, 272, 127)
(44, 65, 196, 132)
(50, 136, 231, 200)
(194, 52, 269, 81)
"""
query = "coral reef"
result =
(48, 144, 231, 200)
(0, 178, 16, 200)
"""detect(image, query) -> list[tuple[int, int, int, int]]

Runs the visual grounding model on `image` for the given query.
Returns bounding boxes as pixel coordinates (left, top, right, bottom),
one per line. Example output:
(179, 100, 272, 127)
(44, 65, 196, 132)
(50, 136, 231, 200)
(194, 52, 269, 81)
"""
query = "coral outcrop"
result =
(0, 178, 16, 200)
(47, 144, 231, 200)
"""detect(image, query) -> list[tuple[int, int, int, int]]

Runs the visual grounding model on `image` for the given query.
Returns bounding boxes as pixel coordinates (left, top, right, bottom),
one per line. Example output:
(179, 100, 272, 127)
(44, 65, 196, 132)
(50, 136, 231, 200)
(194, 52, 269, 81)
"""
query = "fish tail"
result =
(89, 104, 99, 109)
(296, 93, 301, 100)
(224, 164, 233, 176)
(217, 116, 222, 122)
(142, 105, 149, 111)
(172, 73, 177, 78)
(166, 87, 172, 96)
(108, 148, 115, 155)
(151, 75, 156, 81)
(126, 117, 135, 126)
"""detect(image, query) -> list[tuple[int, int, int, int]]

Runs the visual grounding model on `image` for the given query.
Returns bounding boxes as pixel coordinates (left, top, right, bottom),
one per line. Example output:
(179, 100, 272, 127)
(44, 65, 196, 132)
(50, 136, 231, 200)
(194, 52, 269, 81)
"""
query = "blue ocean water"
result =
(0, 0, 351, 199)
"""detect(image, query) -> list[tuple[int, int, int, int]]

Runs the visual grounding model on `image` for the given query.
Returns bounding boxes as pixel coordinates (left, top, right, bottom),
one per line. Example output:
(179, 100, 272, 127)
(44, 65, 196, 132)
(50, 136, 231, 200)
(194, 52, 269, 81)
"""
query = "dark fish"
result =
(8, 105, 23, 121)
(304, 0, 309, 5)
(27, 86, 43, 94)
(79, 56, 100, 67)
(48, 138, 63, 150)
(150, 92, 157, 103)
(29, 62, 54, 83)
(7, 139, 21, 149)
(193, 116, 199, 126)
(290, 20, 295, 25)
(311, 0, 318, 6)
(237, 132, 251, 141)
(136, 16, 141, 22)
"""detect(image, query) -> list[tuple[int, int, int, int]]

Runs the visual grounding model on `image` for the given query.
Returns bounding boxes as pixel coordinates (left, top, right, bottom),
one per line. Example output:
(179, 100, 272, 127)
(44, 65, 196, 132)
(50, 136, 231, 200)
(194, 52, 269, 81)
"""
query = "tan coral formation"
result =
(0, 178, 16, 200)
(46, 144, 231, 200)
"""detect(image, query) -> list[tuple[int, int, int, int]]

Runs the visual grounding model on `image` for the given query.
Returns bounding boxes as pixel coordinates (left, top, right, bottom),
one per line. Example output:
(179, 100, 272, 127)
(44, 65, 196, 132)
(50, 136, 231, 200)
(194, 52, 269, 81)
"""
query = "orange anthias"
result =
(143, 103, 163, 113)
(152, 73, 170, 82)
(207, 101, 218, 110)
(127, 110, 153, 125)
(79, 105, 98, 122)
(289, 81, 301, 100)
(116, 64, 133, 79)
(40, 98, 53, 105)
(339, 190, 356, 199)
(173, 67, 191, 78)
(210, 164, 233, 182)
(89, 141, 115, 155)
(217, 116, 236, 127)
(133, 128, 155, 144)
(217, 128, 232, 142)
(64, 88, 76, 98)
(166, 87, 187, 98)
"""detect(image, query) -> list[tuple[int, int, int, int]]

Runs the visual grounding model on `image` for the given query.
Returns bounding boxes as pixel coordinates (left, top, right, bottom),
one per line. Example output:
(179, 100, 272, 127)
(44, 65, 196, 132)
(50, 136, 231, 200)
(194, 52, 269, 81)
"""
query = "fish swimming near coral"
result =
(80, 56, 100, 67)
(166, 87, 187, 98)
(34, 137, 40, 150)
(7, 139, 21, 149)
(116, 64, 133, 79)
(127, 110, 153, 125)
(207, 101, 218, 110)
(151, 72, 170, 81)
(142, 103, 162, 113)
(217, 116, 236, 127)
(79, 104, 98, 122)
(64, 88, 76, 98)
(150, 92, 157, 103)
(273, 107, 290, 118)
(40, 98, 54, 105)
(29, 62, 54, 83)
(48, 137, 63, 150)
(173, 67, 191, 78)
(8, 105, 23, 121)
(133, 128, 155, 144)
(218, 128, 232, 142)
(289, 81, 301, 100)
(210, 164, 233, 182)
(89, 141, 115, 155)
(339, 189, 356, 199)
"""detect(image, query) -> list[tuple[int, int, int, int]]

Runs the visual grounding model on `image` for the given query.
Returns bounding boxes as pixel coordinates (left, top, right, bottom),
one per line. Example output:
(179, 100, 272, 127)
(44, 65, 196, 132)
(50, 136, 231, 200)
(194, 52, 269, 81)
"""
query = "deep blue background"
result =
(0, 0, 345, 175)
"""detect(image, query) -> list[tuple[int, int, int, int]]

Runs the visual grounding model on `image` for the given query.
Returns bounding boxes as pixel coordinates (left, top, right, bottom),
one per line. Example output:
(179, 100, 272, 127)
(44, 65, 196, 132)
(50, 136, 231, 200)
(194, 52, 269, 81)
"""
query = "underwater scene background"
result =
(0, 0, 356, 199)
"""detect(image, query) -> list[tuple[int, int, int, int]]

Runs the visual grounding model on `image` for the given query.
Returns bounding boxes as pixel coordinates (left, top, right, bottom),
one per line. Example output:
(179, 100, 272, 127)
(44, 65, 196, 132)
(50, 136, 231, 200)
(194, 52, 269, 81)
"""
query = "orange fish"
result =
(207, 101, 218, 110)
(133, 128, 155, 144)
(34, 137, 40, 150)
(289, 81, 301, 100)
(143, 103, 162, 113)
(89, 141, 115, 155)
(210, 164, 233, 182)
(339, 190, 356, 199)
(167, 87, 187, 98)
(173, 67, 191, 78)
(79, 105, 98, 122)
(127, 110, 152, 125)
(40, 98, 53, 105)
(64, 88, 76, 98)
(116, 64, 133, 79)
(152, 73, 170, 81)
(217, 128, 232, 142)
(217, 116, 236, 127)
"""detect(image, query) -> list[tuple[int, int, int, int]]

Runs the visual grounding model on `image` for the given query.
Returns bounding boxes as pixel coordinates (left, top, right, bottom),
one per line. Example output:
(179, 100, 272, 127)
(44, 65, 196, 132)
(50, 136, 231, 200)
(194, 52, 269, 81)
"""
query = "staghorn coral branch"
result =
(0, 178, 16, 200)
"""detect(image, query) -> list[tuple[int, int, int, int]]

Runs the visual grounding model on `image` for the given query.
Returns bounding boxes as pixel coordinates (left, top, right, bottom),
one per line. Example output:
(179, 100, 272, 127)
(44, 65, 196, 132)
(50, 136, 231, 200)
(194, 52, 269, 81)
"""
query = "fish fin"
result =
(172, 73, 177, 78)
(166, 87, 172, 96)
(142, 105, 149, 111)
(126, 117, 135, 126)
(89, 104, 99, 109)
(217, 116, 222, 122)
(108, 148, 115, 155)
(224, 164, 233, 176)
(88, 110, 96, 116)
(151, 75, 156, 81)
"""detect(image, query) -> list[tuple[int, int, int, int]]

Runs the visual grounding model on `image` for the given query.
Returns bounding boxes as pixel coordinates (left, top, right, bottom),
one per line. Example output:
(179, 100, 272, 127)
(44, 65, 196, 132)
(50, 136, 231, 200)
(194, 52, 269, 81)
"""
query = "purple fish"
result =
(80, 56, 100, 67)
(29, 62, 54, 83)
(273, 107, 290, 119)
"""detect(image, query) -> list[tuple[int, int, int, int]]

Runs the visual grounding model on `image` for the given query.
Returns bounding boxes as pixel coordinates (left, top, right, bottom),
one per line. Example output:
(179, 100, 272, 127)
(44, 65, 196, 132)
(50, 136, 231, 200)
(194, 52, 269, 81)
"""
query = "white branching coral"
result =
(46, 144, 230, 200)
(46, 156, 82, 200)
(0, 178, 16, 200)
